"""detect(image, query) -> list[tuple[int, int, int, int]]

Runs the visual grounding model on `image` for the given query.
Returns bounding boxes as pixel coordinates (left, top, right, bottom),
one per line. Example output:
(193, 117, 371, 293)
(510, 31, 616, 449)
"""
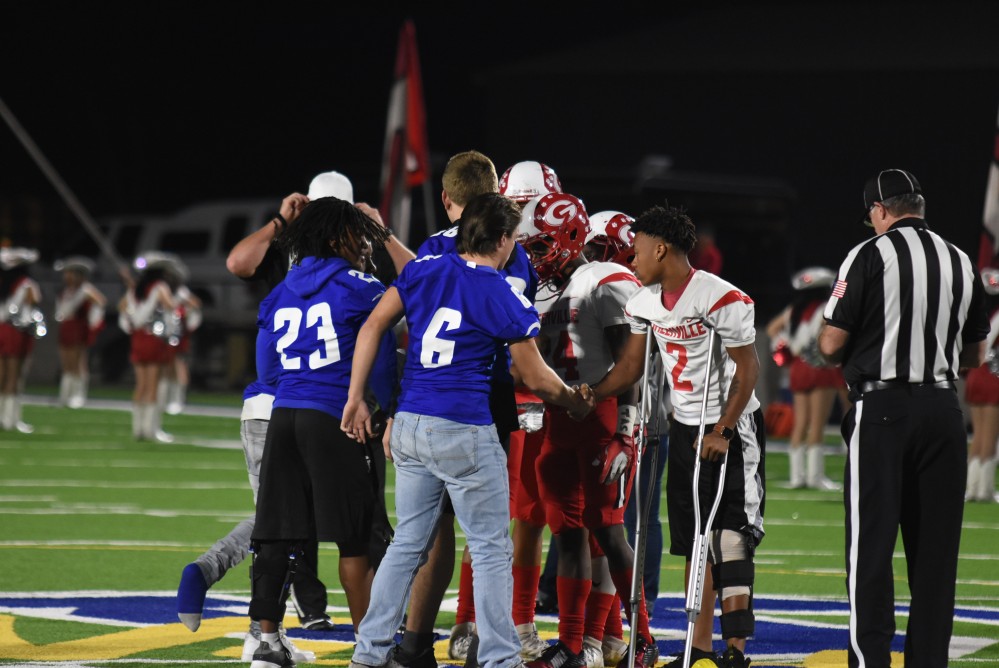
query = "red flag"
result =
(379, 20, 430, 246)
(978, 103, 999, 269)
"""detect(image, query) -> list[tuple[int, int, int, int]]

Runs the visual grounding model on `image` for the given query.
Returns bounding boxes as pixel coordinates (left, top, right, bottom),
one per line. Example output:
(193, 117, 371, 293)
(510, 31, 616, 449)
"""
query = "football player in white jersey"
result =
(592, 204, 765, 668)
(515, 192, 656, 668)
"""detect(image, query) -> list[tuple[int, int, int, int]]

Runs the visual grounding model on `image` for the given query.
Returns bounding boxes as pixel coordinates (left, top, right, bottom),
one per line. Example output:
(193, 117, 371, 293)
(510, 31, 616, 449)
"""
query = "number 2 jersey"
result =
(394, 253, 541, 425)
(534, 261, 642, 386)
(624, 270, 760, 426)
(259, 256, 397, 419)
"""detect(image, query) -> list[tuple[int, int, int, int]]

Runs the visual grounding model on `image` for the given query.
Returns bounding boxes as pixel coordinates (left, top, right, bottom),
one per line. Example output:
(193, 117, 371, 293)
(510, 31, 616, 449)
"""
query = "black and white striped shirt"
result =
(824, 217, 989, 387)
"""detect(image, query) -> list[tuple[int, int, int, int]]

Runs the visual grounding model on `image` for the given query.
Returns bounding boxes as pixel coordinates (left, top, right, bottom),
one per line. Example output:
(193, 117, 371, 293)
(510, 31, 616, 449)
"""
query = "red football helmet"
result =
(516, 193, 590, 285)
(499, 161, 563, 204)
(584, 210, 635, 267)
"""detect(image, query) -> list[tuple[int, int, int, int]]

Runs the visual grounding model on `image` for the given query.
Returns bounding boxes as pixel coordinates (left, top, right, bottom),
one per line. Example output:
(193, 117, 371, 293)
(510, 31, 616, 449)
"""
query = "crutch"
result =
(682, 326, 729, 668)
(627, 327, 655, 662)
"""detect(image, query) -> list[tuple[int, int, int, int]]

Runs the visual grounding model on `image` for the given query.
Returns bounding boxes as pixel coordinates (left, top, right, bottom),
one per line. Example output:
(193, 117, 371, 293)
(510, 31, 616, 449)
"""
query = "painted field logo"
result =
(0, 593, 995, 666)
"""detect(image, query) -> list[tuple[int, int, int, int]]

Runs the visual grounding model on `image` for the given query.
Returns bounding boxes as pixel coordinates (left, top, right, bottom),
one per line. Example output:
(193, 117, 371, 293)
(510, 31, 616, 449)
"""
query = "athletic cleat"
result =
(601, 636, 628, 668)
(250, 638, 296, 668)
(808, 476, 842, 492)
(525, 640, 586, 668)
(243, 625, 316, 663)
(662, 647, 718, 668)
(300, 613, 337, 631)
(517, 622, 550, 660)
(390, 644, 438, 668)
(581, 636, 605, 668)
(154, 429, 175, 444)
(176, 562, 208, 631)
(716, 646, 750, 668)
(462, 634, 479, 668)
(448, 622, 477, 660)
(621, 636, 658, 668)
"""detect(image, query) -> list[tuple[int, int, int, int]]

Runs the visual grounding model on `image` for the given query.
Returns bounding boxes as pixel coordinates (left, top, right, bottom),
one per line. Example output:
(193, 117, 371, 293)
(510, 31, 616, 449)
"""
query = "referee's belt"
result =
(854, 379, 956, 396)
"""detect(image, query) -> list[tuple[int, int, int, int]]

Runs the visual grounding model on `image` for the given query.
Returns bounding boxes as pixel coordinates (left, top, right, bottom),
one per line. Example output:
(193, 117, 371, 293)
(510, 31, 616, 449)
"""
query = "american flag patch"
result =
(832, 279, 847, 298)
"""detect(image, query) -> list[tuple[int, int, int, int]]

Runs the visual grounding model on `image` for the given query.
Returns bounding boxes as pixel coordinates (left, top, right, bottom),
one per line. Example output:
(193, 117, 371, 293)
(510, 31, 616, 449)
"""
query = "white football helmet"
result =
(584, 210, 635, 267)
(516, 193, 590, 284)
(499, 161, 563, 204)
(791, 266, 836, 291)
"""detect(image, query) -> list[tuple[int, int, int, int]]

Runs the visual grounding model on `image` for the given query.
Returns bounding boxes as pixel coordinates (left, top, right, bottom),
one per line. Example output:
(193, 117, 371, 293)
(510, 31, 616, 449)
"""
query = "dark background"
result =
(2, 3, 998, 324)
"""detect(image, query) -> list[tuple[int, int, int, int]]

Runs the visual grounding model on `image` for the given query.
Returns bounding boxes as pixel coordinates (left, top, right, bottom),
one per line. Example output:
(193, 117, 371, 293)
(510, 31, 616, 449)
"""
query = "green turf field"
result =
(1, 400, 996, 667)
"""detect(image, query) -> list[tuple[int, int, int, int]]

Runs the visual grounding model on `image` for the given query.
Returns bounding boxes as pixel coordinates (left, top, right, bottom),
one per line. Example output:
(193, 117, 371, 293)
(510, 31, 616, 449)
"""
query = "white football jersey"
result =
(625, 270, 760, 426)
(535, 261, 641, 385)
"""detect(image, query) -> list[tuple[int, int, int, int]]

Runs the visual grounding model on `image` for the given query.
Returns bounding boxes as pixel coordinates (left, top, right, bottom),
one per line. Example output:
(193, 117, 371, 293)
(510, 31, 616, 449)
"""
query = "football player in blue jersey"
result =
(342, 192, 595, 668)
(246, 196, 399, 668)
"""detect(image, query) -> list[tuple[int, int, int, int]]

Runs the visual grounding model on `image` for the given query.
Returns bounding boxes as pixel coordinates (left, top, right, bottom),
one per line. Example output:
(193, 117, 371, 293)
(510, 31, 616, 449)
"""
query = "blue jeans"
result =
(624, 434, 668, 605)
(353, 412, 521, 668)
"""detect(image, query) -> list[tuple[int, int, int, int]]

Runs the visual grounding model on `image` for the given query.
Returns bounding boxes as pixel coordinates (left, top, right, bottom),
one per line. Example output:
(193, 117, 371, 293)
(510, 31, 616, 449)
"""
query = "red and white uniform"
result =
(624, 270, 760, 425)
(529, 262, 642, 533)
(965, 308, 999, 405)
(535, 262, 641, 385)
(55, 282, 105, 347)
(120, 281, 176, 365)
(787, 299, 845, 392)
(0, 276, 41, 358)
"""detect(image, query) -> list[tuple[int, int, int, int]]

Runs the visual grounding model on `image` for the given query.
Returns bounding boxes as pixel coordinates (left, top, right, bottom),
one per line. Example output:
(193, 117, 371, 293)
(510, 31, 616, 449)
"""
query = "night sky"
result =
(3, 4, 998, 318)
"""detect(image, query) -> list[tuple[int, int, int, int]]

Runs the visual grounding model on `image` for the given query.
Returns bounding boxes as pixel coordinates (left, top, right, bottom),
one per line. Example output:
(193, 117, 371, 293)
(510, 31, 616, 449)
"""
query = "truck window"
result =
(223, 215, 251, 253)
(161, 231, 212, 254)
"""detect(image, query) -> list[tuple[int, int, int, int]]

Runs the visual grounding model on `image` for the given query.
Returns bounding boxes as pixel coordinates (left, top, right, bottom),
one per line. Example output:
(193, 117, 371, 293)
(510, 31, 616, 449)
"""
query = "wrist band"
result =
(273, 213, 288, 231)
(616, 404, 638, 436)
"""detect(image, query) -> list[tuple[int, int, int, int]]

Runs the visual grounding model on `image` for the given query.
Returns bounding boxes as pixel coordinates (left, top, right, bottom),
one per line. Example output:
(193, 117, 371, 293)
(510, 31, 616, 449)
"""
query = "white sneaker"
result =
(15, 421, 34, 434)
(602, 636, 628, 667)
(242, 626, 315, 663)
(582, 636, 605, 668)
(808, 476, 842, 491)
(516, 622, 549, 660)
(154, 430, 175, 444)
(166, 401, 183, 416)
(448, 622, 477, 660)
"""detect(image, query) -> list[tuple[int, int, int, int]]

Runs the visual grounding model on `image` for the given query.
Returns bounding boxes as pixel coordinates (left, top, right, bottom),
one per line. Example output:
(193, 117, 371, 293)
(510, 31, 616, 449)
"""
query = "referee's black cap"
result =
(861, 169, 921, 225)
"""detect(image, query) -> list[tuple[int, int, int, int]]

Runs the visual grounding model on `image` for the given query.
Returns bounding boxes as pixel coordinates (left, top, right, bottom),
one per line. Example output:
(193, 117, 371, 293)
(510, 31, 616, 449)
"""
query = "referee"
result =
(818, 169, 989, 668)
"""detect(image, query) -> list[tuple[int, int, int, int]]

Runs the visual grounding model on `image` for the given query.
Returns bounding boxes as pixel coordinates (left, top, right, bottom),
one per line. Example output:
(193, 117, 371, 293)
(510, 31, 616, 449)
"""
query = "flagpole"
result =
(0, 95, 129, 276)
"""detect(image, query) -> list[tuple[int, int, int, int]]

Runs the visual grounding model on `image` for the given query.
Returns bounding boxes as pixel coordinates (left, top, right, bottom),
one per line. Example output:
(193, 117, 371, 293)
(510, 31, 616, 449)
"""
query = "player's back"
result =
(262, 256, 388, 418)
(394, 253, 540, 424)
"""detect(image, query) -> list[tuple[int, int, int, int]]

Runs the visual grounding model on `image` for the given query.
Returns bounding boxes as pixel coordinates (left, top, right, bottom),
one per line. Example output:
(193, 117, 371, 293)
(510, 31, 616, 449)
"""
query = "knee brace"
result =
(248, 541, 300, 622)
(720, 608, 755, 639)
(709, 530, 754, 600)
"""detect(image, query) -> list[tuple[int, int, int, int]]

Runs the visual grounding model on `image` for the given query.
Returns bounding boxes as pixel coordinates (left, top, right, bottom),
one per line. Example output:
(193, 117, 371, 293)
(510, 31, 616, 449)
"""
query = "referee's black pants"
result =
(841, 385, 966, 668)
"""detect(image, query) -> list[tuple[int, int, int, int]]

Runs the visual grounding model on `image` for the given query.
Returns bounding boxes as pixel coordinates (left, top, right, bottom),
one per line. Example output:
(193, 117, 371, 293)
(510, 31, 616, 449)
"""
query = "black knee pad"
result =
(711, 558, 754, 598)
(249, 541, 300, 621)
(720, 608, 755, 640)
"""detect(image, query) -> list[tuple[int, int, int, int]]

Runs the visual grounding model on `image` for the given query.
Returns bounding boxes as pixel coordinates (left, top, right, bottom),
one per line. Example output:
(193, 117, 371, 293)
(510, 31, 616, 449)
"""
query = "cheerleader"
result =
(964, 268, 999, 503)
(54, 256, 106, 408)
(0, 247, 44, 433)
(160, 262, 202, 416)
(118, 252, 180, 442)
(765, 267, 844, 490)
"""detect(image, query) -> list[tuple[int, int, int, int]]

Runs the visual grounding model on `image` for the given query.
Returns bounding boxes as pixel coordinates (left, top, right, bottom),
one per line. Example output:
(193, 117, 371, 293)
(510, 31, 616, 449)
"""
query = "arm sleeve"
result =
(706, 287, 756, 347)
(823, 243, 869, 331)
(594, 278, 639, 328)
(624, 295, 649, 334)
(490, 283, 541, 341)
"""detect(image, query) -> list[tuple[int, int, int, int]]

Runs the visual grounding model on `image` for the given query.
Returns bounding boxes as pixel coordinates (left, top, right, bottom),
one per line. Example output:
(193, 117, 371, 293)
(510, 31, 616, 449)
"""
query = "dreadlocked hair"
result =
(278, 197, 392, 264)
(631, 202, 697, 254)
